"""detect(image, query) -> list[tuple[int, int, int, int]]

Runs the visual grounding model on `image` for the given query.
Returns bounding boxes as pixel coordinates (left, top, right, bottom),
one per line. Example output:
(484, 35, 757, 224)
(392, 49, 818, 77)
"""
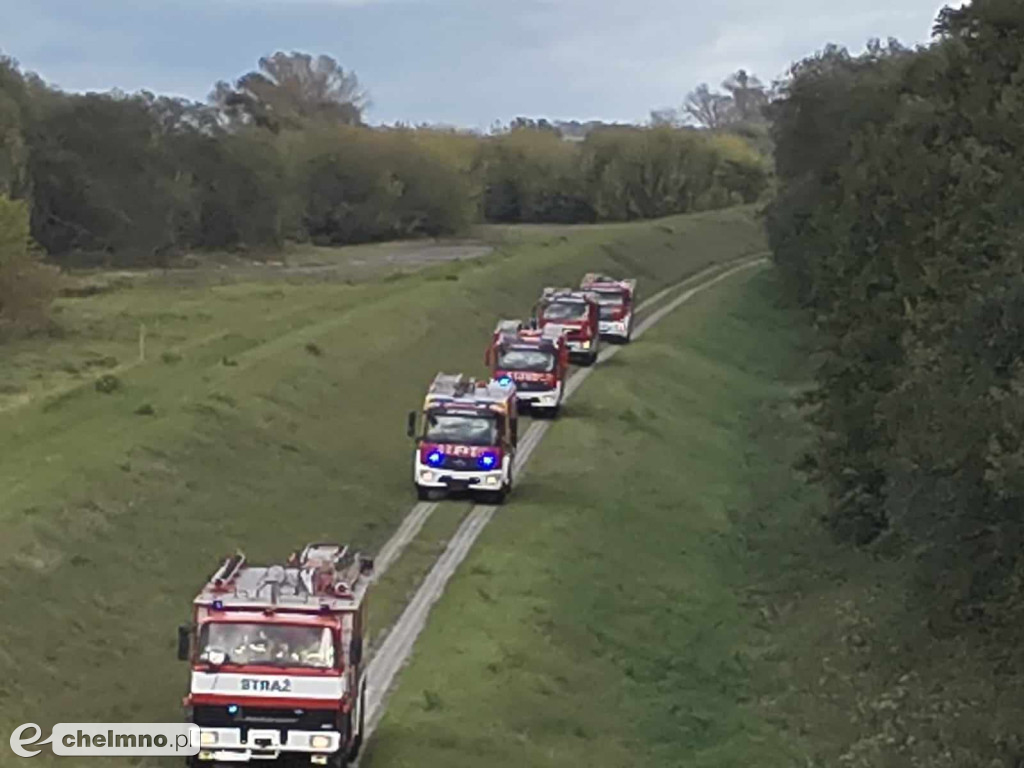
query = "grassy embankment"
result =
(366, 261, 1020, 768)
(0, 207, 765, 761)
(362, 265, 812, 767)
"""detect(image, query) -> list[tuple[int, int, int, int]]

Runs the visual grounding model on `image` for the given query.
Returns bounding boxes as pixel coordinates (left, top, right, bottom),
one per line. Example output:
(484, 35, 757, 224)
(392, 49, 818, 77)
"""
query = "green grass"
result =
(0, 206, 766, 757)
(363, 267, 811, 768)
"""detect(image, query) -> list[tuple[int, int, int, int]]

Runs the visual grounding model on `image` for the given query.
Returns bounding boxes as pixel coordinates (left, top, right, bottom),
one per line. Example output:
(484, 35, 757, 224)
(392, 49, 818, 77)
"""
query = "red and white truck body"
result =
(486, 320, 569, 414)
(179, 544, 373, 766)
(407, 373, 519, 504)
(533, 288, 602, 365)
(580, 273, 637, 342)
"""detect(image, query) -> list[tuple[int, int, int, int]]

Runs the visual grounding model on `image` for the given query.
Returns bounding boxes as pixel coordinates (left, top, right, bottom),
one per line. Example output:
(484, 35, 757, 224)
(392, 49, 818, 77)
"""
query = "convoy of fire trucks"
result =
(180, 272, 635, 762)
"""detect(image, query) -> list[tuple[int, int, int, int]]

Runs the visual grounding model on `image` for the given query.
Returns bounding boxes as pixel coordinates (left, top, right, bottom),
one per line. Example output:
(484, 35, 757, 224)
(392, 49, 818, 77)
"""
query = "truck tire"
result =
(346, 682, 366, 764)
(416, 485, 432, 501)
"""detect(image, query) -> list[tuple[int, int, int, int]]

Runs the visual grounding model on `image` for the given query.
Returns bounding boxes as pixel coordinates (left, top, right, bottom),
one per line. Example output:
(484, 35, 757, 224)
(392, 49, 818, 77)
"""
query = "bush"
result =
(0, 195, 58, 331)
(765, 2, 1024, 609)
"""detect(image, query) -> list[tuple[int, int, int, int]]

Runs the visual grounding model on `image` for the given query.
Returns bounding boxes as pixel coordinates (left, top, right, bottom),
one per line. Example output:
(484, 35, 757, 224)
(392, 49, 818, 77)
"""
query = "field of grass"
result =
(363, 266, 811, 767)
(0, 206, 767, 759)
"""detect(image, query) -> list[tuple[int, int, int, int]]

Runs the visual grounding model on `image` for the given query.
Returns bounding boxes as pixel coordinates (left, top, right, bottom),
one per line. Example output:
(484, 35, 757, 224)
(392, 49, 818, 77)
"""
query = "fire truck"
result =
(407, 373, 518, 504)
(177, 543, 373, 766)
(533, 288, 602, 365)
(486, 319, 570, 415)
(580, 273, 637, 343)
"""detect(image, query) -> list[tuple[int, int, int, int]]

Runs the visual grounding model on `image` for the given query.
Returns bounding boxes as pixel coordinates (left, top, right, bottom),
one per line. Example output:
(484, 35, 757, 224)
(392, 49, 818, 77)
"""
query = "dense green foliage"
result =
(766, 0, 1024, 612)
(0, 195, 57, 330)
(0, 53, 769, 271)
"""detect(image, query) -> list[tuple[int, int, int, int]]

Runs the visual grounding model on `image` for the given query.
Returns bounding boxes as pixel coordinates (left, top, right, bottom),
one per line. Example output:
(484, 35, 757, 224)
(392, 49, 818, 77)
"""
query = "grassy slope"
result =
(0, 208, 766, 745)
(363, 267, 813, 768)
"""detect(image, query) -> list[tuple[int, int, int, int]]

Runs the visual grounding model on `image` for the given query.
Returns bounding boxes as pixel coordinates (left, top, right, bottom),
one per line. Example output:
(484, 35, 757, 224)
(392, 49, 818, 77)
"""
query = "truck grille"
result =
(514, 379, 555, 392)
(440, 455, 480, 471)
(192, 705, 336, 731)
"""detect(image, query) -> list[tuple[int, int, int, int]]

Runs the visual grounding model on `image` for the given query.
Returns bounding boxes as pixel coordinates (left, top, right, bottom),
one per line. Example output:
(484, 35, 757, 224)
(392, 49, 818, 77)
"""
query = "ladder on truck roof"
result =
(581, 273, 636, 292)
(542, 286, 598, 303)
(426, 372, 514, 407)
(493, 319, 525, 343)
(197, 542, 374, 609)
(540, 324, 566, 342)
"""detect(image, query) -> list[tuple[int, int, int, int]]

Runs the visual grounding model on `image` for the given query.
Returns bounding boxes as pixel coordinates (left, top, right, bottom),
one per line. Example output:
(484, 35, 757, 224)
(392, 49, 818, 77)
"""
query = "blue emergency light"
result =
(478, 452, 498, 469)
(427, 450, 444, 467)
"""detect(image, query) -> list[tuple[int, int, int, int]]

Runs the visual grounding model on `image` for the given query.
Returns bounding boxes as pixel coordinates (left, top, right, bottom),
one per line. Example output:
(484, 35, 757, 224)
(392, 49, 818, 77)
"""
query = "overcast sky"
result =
(2, 0, 949, 129)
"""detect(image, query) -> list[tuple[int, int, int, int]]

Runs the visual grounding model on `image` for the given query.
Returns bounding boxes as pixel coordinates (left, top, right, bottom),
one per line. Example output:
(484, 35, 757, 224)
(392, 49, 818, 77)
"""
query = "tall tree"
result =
(211, 52, 367, 132)
(649, 108, 681, 127)
(721, 69, 768, 123)
(682, 83, 734, 128)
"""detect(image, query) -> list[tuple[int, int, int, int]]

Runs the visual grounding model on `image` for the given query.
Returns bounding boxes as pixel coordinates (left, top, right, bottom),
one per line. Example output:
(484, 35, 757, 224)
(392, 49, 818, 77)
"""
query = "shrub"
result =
(0, 195, 58, 332)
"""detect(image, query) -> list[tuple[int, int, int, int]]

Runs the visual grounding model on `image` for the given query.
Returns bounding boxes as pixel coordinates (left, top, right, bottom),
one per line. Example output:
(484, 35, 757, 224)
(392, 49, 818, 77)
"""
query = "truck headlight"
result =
(310, 735, 332, 750)
(484, 476, 501, 487)
(200, 732, 218, 746)
(581, 340, 591, 349)
(419, 470, 434, 482)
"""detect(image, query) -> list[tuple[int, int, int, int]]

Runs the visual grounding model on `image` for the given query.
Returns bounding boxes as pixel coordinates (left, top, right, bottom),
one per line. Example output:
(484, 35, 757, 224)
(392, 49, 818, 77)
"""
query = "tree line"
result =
(766, 0, 1024, 619)
(0, 52, 770, 330)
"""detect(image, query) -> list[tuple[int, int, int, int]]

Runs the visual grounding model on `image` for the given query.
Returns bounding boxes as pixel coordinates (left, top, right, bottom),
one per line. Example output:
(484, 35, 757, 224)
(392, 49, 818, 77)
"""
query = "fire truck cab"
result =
(178, 543, 373, 767)
(407, 373, 518, 504)
(486, 320, 570, 415)
(533, 288, 602, 365)
(580, 273, 637, 343)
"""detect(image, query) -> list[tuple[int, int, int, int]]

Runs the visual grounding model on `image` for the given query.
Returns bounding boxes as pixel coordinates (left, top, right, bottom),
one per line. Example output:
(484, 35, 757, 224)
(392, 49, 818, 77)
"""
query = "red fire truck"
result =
(533, 288, 602, 365)
(178, 543, 373, 767)
(407, 373, 518, 504)
(580, 273, 637, 343)
(486, 319, 570, 415)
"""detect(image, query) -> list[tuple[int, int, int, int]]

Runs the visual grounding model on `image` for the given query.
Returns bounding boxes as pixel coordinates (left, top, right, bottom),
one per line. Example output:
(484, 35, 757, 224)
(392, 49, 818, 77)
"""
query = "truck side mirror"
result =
(349, 635, 363, 666)
(177, 625, 191, 661)
(359, 556, 374, 575)
(406, 411, 417, 438)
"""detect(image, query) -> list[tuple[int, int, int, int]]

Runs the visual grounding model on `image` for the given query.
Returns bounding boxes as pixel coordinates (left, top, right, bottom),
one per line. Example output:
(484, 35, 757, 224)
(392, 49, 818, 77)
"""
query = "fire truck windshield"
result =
(424, 412, 498, 446)
(497, 348, 555, 373)
(593, 292, 626, 319)
(197, 622, 336, 669)
(542, 301, 588, 321)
